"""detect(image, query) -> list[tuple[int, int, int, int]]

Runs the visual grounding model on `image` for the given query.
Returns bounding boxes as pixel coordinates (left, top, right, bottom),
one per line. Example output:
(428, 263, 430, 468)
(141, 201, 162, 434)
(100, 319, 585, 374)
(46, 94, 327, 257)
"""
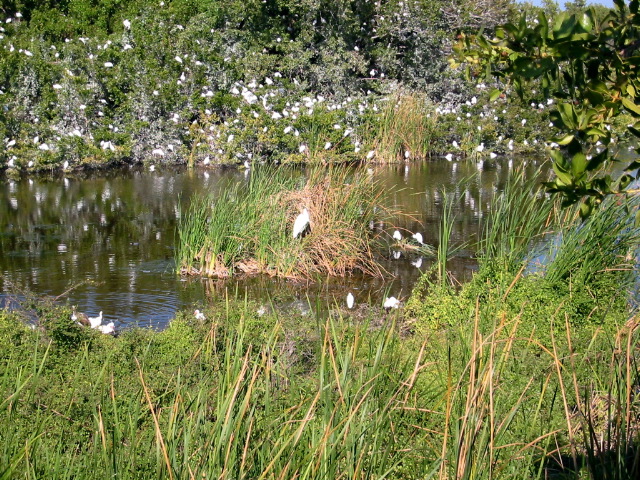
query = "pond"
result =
(0, 157, 548, 329)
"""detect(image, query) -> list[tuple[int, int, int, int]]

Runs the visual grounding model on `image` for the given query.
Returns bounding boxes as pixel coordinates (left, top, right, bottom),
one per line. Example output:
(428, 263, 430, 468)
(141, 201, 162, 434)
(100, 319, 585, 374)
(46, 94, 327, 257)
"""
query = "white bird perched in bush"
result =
(383, 296, 400, 309)
(293, 208, 310, 238)
(194, 309, 206, 321)
(412, 232, 423, 244)
(88, 311, 103, 328)
(346, 292, 354, 309)
(392, 230, 402, 241)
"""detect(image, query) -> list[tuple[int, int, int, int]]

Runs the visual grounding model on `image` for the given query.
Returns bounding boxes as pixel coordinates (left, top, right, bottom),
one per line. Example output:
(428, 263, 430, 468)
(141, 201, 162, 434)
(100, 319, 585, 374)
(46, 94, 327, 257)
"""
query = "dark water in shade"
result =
(0, 158, 549, 328)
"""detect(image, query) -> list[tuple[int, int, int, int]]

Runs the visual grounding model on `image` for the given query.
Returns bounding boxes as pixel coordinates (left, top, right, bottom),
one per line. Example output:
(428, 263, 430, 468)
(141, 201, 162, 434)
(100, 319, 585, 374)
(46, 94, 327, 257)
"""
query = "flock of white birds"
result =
(0, 8, 586, 174)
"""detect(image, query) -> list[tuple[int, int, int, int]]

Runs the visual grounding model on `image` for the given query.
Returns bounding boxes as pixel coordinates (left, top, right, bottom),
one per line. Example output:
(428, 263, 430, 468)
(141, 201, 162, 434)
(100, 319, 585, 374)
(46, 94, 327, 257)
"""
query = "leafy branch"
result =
(453, 0, 640, 217)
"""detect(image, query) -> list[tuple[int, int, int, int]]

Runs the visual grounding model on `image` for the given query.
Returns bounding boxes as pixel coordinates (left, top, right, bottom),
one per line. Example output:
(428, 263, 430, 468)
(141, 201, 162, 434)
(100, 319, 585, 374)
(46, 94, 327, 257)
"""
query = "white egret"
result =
(88, 311, 103, 328)
(194, 309, 206, 321)
(383, 297, 400, 309)
(412, 232, 423, 244)
(392, 230, 402, 241)
(411, 257, 423, 268)
(293, 208, 310, 238)
(346, 292, 355, 309)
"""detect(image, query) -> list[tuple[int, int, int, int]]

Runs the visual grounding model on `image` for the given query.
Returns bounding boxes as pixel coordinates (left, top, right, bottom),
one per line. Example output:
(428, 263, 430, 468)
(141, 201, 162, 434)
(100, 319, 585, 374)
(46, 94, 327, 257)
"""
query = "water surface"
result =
(0, 158, 547, 328)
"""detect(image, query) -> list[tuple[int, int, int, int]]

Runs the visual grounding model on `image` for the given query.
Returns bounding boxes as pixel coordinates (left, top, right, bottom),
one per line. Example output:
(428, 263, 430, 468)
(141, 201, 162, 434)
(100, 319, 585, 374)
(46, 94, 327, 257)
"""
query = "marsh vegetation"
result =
(1, 0, 640, 478)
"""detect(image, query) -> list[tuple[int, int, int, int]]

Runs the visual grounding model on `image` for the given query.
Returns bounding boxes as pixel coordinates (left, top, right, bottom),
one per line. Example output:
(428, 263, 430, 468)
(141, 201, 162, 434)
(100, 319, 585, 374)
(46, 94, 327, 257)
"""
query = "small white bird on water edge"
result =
(88, 311, 103, 329)
(383, 297, 400, 309)
(346, 292, 355, 309)
(97, 322, 116, 335)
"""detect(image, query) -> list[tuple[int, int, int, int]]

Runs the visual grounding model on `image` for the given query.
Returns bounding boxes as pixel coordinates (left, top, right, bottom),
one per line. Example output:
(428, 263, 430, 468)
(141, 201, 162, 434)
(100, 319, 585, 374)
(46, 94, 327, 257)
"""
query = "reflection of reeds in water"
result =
(176, 166, 386, 280)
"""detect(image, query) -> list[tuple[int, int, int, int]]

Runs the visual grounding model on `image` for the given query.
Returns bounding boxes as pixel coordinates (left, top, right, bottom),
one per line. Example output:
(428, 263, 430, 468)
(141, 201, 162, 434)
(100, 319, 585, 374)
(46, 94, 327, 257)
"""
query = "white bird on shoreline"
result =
(346, 292, 355, 309)
(293, 208, 310, 238)
(194, 309, 206, 321)
(88, 311, 103, 328)
(97, 322, 115, 334)
(383, 297, 400, 309)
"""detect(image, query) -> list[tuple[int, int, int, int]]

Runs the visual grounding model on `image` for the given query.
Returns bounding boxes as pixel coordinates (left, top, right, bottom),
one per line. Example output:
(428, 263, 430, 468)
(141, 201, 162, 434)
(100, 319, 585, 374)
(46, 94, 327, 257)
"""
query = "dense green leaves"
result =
(456, 1, 640, 215)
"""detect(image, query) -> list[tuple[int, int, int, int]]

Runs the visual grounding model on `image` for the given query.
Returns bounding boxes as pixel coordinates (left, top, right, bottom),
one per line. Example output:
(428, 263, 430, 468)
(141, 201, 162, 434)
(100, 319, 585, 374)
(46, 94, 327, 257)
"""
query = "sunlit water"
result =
(0, 158, 549, 328)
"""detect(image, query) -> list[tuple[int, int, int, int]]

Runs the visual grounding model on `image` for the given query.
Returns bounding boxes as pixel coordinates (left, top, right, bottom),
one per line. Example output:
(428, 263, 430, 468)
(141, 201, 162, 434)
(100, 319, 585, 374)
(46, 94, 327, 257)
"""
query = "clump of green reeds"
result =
(176, 166, 385, 279)
(370, 92, 439, 162)
(479, 167, 554, 269)
(544, 195, 640, 288)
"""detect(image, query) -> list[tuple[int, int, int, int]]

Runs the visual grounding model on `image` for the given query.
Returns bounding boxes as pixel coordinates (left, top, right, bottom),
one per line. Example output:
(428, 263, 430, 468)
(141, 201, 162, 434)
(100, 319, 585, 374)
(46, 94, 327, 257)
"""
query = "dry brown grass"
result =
(178, 167, 387, 280)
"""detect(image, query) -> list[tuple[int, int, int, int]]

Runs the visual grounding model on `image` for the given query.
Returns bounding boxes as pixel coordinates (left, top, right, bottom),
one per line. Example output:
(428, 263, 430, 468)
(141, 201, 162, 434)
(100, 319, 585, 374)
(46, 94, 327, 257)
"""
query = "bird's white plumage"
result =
(194, 309, 206, 321)
(292, 208, 310, 238)
(346, 292, 355, 309)
(412, 232, 423, 244)
(97, 322, 115, 334)
(392, 230, 402, 241)
(88, 311, 103, 328)
(383, 297, 400, 309)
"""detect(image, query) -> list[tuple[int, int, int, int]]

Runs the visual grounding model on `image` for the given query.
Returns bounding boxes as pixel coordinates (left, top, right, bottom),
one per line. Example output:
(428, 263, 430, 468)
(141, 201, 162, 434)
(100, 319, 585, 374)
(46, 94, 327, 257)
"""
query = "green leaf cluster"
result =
(455, 0, 640, 216)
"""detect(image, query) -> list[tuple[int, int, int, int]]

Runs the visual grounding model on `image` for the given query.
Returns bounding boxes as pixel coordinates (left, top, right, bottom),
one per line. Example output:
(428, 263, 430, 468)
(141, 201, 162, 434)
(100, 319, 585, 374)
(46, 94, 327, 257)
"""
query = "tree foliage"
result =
(454, 0, 640, 216)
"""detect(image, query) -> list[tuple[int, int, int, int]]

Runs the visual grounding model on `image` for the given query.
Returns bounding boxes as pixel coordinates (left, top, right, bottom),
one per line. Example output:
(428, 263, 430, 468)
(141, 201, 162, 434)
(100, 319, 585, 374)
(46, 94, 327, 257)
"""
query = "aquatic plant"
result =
(544, 194, 640, 289)
(368, 92, 440, 162)
(176, 166, 385, 280)
(478, 167, 553, 270)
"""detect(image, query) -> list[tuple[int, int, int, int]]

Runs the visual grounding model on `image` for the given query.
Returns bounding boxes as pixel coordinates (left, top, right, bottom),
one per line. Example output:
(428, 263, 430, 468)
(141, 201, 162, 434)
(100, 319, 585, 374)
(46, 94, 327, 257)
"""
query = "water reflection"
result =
(0, 158, 549, 328)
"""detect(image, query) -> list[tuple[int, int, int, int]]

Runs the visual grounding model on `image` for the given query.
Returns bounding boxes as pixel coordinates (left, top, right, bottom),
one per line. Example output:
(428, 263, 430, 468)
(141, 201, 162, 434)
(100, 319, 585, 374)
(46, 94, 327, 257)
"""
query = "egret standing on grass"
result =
(293, 208, 310, 238)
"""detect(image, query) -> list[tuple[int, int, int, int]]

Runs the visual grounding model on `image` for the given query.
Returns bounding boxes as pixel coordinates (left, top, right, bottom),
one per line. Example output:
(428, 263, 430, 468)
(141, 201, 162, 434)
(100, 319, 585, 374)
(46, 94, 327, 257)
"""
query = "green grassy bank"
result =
(1, 291, 638, 479)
